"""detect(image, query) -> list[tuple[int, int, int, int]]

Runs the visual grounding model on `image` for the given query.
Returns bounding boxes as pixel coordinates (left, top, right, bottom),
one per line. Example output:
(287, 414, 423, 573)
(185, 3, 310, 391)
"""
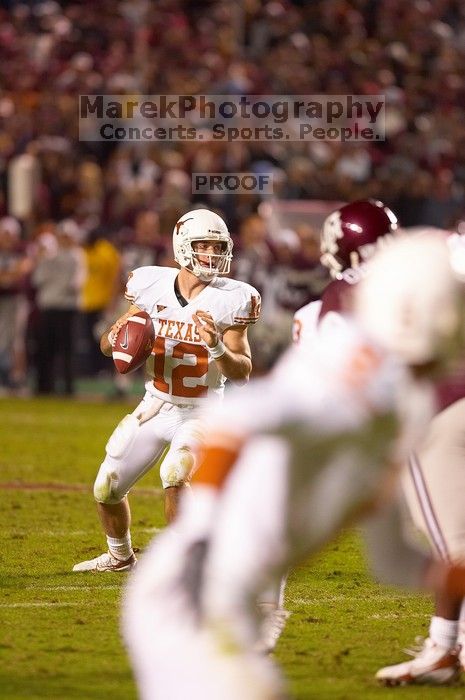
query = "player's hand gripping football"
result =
(108, 310, 136, 347)
(192, 310, 220, 349)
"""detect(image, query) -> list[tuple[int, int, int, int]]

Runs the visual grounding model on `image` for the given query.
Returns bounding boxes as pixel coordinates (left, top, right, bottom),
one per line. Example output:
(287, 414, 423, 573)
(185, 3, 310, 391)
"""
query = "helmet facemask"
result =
(320, 210, 345, 279)
(189, 238, 233, 280)
(175, 234, 233, 281)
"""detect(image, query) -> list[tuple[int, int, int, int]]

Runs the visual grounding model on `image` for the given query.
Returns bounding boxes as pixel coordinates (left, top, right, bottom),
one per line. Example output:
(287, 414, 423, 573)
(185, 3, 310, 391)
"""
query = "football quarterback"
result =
(73, 208, 261, 573)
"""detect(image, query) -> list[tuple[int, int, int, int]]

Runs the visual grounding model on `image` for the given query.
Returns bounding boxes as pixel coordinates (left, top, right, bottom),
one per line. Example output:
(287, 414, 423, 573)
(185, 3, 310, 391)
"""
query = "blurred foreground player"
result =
(376, 397, 465, 685)
(264, 199, 400, 648)
(123, 232, 465, 699)
(73, 209, 260, 572)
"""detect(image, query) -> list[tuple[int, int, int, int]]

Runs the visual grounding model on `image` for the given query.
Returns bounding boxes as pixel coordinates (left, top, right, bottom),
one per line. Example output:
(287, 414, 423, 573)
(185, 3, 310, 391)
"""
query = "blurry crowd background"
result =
(1, 0, 465, 395)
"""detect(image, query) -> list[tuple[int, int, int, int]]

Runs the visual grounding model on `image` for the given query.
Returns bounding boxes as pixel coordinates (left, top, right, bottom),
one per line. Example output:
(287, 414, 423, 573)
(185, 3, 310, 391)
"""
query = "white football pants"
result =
(93, 391, 204, 503)
(402, 398, 465, 563)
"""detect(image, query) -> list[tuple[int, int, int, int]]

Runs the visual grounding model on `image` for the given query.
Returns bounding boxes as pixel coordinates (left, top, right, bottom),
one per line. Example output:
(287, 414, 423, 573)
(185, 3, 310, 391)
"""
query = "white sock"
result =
(106, 532, 133, 561)
(429, 616, 458, 649)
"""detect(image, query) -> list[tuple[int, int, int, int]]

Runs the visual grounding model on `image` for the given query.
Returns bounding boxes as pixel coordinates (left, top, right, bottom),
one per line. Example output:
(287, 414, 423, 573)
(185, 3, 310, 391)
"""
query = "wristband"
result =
(208, 339, 226, 359)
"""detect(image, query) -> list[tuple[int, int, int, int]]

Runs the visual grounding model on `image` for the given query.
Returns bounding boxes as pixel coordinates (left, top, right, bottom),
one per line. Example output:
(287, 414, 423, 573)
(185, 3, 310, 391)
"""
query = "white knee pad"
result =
(93, 464, 125, 504)
(93, 414, 141, 504)
(160, 448, 195, 489)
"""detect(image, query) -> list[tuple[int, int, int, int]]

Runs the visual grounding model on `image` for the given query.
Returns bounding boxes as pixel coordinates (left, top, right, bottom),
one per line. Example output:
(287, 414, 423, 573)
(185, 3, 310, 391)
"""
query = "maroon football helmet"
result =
(320, 200, 398, 281)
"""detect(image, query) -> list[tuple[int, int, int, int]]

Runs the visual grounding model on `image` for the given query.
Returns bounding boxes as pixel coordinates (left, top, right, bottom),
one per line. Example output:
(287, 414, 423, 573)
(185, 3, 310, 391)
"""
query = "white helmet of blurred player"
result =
(173, 209, 233, 281)
(355, 231, 463, 365)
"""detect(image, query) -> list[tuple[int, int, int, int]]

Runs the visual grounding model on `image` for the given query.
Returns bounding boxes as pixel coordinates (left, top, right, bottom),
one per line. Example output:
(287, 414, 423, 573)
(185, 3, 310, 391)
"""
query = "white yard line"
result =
(25, 585, 122, 591)
(288, 593, 417, 606)
(369, 612, 429, 620)
(3, 591, 429, 614)
(8, 590, 425, 601)
(5, 527, 161, 536)
(0, 602, 86, 608)
(0, 601, 430, 618)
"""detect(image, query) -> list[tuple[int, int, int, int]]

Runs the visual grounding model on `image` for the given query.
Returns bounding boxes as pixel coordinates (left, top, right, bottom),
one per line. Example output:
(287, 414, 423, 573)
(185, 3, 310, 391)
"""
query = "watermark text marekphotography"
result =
(192, 173, 273, 195)
(79, 94, 385, 142)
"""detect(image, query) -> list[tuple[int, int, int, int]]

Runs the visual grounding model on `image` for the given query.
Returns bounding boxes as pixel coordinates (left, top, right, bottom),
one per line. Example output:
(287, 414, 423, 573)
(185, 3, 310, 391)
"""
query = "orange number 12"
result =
(153, 337, 209, 398)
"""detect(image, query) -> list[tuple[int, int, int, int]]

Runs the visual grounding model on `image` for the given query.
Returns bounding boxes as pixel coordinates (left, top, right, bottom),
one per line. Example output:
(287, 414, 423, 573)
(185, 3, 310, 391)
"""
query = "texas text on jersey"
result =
(125, 266, 261, 405)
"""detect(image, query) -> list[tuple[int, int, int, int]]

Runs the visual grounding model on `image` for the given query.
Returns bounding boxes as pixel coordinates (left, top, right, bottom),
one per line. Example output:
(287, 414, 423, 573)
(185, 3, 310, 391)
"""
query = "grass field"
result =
(1, 397, 465, 699)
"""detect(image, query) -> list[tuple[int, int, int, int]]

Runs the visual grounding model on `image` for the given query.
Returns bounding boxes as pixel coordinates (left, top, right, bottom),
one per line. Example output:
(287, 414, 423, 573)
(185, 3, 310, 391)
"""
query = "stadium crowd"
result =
(1, 0, 465, 394)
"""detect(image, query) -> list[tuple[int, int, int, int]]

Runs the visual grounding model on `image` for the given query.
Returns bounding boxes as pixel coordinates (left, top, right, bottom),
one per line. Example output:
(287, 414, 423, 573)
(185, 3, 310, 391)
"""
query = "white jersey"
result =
(201, 318, 436, 561)
(293, 299, 349, 348)
(292, 300, 321, 345)
(125, 266, 260, 406)
(210, 318, 404, 447)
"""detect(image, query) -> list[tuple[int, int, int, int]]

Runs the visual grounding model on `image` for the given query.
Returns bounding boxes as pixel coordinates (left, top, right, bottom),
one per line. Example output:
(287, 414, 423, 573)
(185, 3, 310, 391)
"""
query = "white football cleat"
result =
(73, 550, 137, 573)
(376, 637, 461, 686)
(255, 606, 291, 655)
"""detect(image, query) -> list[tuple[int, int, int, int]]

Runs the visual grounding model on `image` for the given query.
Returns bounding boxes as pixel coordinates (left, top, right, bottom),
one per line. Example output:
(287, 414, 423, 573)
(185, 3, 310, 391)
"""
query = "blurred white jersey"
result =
(214, 318, 404, 446)
(293, 299, 350, 349)
(291, 291, 436, 482)
(125, 266, 260, 406)
(292, 299, 321, 345)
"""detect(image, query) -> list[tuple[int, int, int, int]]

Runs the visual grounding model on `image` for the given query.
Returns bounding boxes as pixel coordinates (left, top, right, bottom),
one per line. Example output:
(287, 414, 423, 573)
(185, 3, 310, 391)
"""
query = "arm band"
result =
(208, 339, 226, 359)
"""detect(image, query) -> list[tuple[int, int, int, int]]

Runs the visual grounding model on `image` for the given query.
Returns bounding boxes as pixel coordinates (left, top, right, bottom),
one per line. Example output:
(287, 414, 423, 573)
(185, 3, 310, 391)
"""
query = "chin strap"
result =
(191, 266, 217, 282)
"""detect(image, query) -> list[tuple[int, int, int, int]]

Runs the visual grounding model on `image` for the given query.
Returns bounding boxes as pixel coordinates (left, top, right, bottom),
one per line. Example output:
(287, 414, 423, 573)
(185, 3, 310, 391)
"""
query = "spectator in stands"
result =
(119, 210, 167, 276)
(32, 223, 85, 395)
(80, 226, 121, 377)
(0, 217, 31, 392)
(232, 213, 274, 294)
(419, 169, 464, 230)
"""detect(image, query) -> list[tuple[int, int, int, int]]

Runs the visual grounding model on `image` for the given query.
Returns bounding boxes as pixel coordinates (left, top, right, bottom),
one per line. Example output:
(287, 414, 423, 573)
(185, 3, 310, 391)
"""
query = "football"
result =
(112, 311, 155, 374)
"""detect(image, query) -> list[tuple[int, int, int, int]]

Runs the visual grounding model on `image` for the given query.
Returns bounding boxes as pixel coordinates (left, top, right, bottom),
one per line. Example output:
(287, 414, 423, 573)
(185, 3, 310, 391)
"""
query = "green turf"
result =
(1, 397, 464, 699)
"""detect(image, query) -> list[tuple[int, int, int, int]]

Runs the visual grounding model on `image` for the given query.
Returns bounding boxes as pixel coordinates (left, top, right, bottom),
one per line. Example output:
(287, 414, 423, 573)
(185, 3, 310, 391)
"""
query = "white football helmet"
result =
(173, 209, 233, 280)
(355, 231, 463, 365)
